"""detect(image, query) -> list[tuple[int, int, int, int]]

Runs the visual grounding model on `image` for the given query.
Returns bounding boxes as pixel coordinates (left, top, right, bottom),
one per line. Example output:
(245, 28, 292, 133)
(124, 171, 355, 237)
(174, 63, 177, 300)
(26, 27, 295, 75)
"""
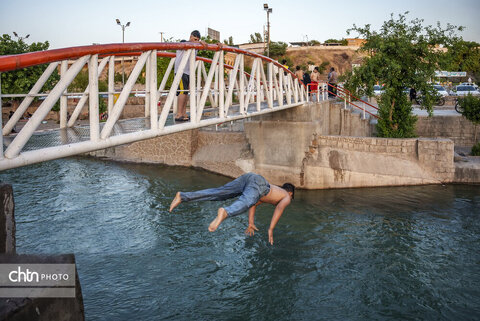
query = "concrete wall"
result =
(91, 130, 252, 178)
(416, 115, 480, 147)
(302, 136, 454, 189)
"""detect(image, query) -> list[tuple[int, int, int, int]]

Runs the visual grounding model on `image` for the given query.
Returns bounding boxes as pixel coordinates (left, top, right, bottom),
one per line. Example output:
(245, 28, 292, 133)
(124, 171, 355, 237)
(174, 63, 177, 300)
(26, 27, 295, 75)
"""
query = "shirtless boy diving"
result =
(169, 173, 295, 245)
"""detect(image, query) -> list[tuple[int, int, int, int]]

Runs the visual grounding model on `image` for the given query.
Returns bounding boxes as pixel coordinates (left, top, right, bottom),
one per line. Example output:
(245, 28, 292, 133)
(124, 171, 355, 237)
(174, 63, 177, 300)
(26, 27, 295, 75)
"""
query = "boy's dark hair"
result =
(281, 183, 295, 200)
(296, 65, 301, 70)
(191, 30, 201, 39)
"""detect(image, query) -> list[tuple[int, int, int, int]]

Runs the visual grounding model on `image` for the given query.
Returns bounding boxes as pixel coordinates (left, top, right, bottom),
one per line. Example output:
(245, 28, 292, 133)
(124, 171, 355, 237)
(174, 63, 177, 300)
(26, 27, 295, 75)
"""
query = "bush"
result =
(458, 93, 480, 143)
(472, 142, 480, 156)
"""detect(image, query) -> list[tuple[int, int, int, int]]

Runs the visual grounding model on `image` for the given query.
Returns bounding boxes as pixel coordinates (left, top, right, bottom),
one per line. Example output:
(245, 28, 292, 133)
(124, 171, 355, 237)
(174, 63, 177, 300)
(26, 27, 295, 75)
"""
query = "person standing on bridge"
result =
(327, 67, 338, 97)
(169, 173, 295, 245)
(174, 30, 203, 122)
(295, 66, 304, 85)
(310, 67, 321, 101)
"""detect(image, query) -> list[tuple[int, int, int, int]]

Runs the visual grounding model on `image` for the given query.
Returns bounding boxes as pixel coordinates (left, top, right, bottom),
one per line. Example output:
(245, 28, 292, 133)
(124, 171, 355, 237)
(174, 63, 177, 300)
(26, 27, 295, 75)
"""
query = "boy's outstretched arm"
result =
(268, 197, 291, 245)
(245, 201, 261, 236)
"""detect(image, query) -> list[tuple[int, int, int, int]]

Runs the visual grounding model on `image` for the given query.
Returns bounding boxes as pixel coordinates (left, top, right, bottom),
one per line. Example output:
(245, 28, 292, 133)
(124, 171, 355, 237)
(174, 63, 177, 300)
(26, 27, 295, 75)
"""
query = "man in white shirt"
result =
(174, 30, 202, 121)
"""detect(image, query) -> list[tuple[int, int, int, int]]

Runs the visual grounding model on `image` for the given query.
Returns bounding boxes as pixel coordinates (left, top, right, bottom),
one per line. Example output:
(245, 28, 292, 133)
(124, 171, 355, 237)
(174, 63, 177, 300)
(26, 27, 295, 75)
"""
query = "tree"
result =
(457, 94, 480, 150)
(440, 40, 480, 82)
(249, 33, 263, 44)
(223, 36, 234, 46)
(268, 41, 288, 58)
(343, 12, 462, 138)
(0, 34, 59, 99)
(324, 38, 348, 45)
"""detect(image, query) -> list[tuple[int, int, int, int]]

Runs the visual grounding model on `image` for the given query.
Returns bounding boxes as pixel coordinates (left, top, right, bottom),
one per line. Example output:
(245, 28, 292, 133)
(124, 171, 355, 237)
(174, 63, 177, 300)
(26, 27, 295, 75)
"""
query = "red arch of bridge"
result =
(0, 42, 303, 86)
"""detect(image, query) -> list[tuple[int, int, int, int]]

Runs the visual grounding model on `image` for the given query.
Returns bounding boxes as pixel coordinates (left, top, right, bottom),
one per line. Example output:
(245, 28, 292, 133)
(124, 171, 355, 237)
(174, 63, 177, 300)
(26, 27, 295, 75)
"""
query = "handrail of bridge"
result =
(0, 42, 308, 170)
(304, 81, 378, 119)
(328, 84, 379, 119)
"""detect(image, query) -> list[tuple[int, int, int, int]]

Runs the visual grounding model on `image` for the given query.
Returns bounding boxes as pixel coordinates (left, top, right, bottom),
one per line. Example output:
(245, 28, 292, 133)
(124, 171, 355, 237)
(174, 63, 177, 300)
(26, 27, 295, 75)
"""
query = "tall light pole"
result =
(263, 4, 272, 57)
(159, 32, 165, 42)
(12, 32, 30, 42)
(116, 19, 131, 86)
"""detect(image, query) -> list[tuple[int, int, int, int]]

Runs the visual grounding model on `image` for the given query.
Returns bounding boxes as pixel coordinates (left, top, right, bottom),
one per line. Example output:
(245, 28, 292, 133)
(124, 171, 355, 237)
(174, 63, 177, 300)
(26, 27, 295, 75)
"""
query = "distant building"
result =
(237, 42, 266, 54)
(289, 41, 309, 47)
(346, 38, 366, 47)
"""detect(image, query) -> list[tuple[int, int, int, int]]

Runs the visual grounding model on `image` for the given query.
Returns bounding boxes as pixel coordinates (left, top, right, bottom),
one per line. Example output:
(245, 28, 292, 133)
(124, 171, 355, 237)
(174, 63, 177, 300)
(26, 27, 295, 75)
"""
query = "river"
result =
(1, 157, 479, 320)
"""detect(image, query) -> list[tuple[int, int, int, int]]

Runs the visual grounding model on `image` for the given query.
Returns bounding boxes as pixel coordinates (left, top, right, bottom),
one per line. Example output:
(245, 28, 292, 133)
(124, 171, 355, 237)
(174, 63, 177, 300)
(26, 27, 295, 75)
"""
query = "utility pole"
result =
(116, 19, 131, 87)
(263, 4, 272, 57)
(159, 32, 165, 42)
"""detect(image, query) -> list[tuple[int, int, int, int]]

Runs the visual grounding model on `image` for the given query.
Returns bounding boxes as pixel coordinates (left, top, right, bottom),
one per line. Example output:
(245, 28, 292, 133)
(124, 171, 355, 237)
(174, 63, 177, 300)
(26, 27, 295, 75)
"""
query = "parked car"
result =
(453, 85, 480, 96)
(459, 82, 479, 89)
(433, 85, 449, 97)
(373, 85, 384, 96)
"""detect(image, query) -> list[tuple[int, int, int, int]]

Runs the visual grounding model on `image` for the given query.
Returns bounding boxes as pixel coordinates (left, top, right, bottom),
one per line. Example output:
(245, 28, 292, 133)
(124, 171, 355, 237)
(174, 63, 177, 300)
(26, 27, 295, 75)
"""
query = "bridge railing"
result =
(0, 43, 308, 170)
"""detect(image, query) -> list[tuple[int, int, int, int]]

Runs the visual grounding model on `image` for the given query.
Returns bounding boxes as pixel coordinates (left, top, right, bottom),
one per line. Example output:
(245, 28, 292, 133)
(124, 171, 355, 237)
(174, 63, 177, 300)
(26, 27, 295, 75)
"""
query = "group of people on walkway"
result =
(294, 65, 338, 99)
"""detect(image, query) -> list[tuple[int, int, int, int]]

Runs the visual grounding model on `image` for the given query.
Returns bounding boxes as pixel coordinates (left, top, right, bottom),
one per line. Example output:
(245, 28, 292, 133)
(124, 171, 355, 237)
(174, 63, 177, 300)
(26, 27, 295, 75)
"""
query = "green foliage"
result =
(472, 142, 480, 156)
(68, 70, 107, 92)
(0, 34, 59, 99)
(99, 97, 107, 114)
(458, 94, 480, 143)
(249, 33, 263, 44)
(268, 42, 288, 58)
(324, 38, 348, 45)
(310, 40, 321, 46)
(318, 61, 329, 74)
(114, 72, 123, 83)
(223, 36, 234, 46)
(376, 89, 417, 137)
(344, 12, 462, 137)
(440, 40, 480, 82)
(458, 94, 480, 125)
(157, 57, 174, 90)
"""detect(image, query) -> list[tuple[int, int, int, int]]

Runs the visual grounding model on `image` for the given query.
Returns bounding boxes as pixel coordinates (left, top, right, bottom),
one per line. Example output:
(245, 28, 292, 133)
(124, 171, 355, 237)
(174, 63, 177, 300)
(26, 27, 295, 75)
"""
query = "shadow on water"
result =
(1, 157, 479, 320)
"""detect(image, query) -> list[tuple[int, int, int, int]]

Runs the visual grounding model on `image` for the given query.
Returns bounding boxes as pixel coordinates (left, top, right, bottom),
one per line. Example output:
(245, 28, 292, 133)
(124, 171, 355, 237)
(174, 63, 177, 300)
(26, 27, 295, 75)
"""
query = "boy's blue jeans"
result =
(180, 173, 270, 217)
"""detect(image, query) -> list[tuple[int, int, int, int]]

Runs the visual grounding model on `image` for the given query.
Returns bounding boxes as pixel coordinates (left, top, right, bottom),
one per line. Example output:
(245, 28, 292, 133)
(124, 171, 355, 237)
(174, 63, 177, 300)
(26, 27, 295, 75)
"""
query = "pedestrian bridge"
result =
(0, 43, 315, 171)
(0, 43, 377, 171)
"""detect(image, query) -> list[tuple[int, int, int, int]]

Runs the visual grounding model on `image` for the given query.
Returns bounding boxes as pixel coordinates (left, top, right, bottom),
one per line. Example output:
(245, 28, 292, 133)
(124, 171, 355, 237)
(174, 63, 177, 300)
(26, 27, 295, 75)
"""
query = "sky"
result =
(0, 0, 479, 49)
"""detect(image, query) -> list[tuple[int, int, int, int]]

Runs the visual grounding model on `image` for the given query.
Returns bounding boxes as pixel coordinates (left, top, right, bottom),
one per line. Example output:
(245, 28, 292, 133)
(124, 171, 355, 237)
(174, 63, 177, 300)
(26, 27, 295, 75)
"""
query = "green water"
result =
(1, 157, 479, 320)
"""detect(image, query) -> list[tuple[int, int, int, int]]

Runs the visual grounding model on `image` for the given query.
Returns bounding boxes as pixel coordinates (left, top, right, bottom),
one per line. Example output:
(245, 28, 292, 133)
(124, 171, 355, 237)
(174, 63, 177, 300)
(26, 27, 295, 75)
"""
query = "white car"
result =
(433, 85, 449, 97)
(373, 85, 384, 96)
(453, 85, 480, 96)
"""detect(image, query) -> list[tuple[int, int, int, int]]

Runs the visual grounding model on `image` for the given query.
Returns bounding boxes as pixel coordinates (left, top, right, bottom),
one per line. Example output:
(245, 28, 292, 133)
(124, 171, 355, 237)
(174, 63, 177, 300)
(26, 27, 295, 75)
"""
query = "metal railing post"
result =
(108, 56, 115, 115)
(239, 54, 245, 115)
(219, 50, 225, 118)
(145, 53, 151, 118)
(89, 55, 100, 142)
(150, 50, 158, 130)
(60, 61, 68, 128)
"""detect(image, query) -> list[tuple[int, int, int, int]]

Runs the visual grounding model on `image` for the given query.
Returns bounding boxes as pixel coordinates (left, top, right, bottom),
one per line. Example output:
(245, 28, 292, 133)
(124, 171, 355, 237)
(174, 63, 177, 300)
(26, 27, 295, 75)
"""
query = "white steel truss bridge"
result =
(0, 43, 310, 171)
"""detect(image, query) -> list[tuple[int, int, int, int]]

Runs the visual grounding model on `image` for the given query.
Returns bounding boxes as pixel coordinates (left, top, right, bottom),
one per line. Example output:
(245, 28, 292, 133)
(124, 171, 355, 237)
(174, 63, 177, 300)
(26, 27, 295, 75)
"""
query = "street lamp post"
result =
(12, 32, 30, 42)
(263, 4, 272, 57)
(116, 19, 131, 86)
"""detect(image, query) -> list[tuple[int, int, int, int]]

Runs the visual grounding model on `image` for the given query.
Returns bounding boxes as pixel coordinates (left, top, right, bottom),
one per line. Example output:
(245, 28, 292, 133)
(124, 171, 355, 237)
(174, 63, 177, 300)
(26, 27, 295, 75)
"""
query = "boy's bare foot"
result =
(208, 208, 228, 232)
(169, 192, 182, 212)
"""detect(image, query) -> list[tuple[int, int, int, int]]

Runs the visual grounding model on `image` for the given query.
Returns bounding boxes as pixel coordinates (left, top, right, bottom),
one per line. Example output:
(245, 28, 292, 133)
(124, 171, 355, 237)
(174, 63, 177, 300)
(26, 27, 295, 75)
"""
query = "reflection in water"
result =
(1, 158, 479, 321)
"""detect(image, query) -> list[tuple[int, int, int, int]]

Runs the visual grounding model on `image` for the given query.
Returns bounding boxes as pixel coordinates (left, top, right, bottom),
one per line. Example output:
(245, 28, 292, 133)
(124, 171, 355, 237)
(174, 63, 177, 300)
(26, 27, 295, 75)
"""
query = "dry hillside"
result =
(285, 46, 368, 81)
